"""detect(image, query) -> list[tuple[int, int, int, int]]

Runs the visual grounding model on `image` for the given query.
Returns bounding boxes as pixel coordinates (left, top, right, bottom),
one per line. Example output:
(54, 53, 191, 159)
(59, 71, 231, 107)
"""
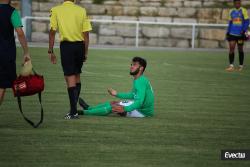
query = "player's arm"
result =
(108, 88, 134, 99)
(108, 88, 125, 113)
(227, 10, 233, 35)
(242, 8, 250, 32)
(123, 80, 146, 112)
(15, 28, 30, 63)
(48, 29, 56, 64)
(227, 21, 232, 34)
(82, 31, 89, 62)
(48, 8, 57, 64)
(12, 10, 30, 64)
(82, 9, 92, 62)
(116, 92, 134, 99)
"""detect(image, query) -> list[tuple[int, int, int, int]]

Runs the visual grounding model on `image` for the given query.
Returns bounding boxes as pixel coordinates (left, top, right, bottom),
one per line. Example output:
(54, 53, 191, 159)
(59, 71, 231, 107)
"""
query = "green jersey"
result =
(116, 75, 154, 117)
(0, 4, 22, 28)
(11, 9, 22, 28)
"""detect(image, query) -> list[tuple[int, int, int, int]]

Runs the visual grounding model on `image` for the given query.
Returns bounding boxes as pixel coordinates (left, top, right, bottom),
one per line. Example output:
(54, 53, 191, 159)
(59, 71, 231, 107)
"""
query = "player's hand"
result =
(241, 31, 248, 40)
(23, 53, 31, 64)
(108, 88, 117, 96)
(112, 105, 124, 113)
(49, 53, 57, 64)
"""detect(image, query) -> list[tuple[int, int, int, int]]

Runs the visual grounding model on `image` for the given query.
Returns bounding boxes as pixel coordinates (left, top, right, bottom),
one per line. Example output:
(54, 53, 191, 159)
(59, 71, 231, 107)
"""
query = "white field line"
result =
(163, 62, 250, 76)
(84, 70, 123, 78)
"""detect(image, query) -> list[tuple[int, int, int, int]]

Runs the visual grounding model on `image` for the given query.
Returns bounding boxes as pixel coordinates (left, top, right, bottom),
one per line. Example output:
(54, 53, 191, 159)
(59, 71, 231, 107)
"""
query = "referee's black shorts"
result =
(60, 41, 85, 76)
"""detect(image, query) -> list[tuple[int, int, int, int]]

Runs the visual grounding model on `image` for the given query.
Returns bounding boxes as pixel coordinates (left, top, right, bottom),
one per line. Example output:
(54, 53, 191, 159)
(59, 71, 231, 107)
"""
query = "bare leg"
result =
(237, 43, 244, 67)
(64, 75, 77, 88)
(229, 40, 236, 62)
(0, 88, 6, 106)
(226, 41, 236, 71)
(76, 74, 80, 84)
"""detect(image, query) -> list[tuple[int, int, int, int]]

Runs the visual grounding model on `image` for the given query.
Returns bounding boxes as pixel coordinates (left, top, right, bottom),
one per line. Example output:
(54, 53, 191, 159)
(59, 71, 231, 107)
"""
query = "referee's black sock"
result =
(239, 51, 244, 66)
(67, 87, 77, 115)
(229, 53, 235, 65)
(76, 83, 81, 101)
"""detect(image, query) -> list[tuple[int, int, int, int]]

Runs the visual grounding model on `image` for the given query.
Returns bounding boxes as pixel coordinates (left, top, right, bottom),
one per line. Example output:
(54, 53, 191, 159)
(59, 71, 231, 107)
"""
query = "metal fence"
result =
(22, 16, 229, 49)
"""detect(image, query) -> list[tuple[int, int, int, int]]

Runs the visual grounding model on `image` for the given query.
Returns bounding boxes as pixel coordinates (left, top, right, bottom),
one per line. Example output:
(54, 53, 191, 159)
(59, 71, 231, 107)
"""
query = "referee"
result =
(0, 0, 30, 106)
(49, 0, 92, 119)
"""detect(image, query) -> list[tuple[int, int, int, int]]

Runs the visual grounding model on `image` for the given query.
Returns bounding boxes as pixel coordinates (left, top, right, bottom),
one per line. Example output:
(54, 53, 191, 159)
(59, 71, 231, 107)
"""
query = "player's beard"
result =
(130, 67, 140, 76)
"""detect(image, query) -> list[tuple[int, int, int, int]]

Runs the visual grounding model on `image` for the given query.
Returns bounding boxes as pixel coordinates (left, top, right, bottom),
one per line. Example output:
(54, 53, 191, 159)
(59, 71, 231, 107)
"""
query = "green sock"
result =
(84, 103, 112, 116)
(88, 102, 111, 110)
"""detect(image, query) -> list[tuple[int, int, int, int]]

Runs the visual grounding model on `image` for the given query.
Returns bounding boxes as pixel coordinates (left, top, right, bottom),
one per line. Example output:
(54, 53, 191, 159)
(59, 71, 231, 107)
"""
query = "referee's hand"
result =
(83, 54, 87, 62)
(49, 53, 57, 64)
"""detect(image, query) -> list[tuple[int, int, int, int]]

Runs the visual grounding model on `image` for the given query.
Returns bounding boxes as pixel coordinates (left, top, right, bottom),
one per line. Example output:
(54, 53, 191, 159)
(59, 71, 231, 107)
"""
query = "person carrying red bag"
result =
(0, 0, 31, 106)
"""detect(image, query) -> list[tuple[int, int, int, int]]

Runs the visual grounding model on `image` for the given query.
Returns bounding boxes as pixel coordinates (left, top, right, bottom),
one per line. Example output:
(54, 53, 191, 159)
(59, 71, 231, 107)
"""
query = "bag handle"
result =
(32, 68, 38, 75)
(16, 91, 44, 128)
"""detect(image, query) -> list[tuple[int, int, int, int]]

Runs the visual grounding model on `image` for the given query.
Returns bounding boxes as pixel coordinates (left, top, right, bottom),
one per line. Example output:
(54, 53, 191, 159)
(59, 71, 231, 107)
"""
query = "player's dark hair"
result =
(234, 0, 240, 2)
(132, 57, 147, 72)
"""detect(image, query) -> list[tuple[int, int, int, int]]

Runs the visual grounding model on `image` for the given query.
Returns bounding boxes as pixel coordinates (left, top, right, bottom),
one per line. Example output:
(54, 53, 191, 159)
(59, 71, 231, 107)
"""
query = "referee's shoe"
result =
(64, 113, 79, 119)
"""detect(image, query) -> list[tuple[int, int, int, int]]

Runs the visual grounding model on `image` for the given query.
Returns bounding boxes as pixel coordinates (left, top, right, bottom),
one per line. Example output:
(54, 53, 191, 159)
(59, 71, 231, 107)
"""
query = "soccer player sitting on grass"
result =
(78, 57, 154, 118)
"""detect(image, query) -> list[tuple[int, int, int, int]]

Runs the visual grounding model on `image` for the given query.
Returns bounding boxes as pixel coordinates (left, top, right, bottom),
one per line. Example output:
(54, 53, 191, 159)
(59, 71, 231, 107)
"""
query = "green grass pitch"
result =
(0, 47, 250, 167)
